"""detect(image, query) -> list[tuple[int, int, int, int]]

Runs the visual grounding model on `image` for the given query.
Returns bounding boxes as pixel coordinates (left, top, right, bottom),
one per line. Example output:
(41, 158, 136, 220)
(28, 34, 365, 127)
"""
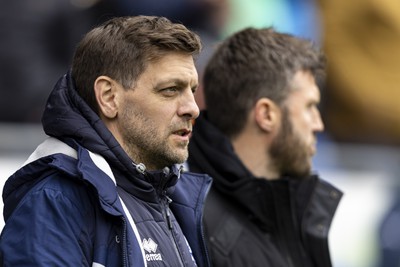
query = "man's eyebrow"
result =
(156, 78, 197, 89)
(156, 78, 183, 86)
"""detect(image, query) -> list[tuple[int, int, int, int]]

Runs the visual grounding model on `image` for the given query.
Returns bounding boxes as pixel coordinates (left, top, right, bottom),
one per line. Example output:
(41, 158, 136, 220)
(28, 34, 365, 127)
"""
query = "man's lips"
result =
(310, 141, 317, 155)
(173, 129, 192, 138)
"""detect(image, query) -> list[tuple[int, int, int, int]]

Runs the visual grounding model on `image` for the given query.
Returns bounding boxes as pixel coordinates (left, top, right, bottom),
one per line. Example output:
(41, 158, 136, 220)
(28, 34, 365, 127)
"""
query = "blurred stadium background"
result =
(2, 1, 400, 266)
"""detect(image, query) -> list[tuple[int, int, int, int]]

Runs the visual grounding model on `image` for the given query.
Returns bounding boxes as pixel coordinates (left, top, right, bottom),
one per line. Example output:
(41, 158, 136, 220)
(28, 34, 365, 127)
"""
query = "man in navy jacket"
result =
(0, 16, 211, 267)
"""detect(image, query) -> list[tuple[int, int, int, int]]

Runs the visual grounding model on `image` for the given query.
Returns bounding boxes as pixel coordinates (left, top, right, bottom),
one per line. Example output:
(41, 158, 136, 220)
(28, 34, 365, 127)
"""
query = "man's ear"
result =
(94, 76, 118, 119)
(254, 98, 280, 132)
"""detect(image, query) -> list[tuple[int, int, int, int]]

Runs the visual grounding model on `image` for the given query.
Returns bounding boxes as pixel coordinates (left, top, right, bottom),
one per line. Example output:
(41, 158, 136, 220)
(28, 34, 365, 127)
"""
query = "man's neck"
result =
(231, 132, 279, 180)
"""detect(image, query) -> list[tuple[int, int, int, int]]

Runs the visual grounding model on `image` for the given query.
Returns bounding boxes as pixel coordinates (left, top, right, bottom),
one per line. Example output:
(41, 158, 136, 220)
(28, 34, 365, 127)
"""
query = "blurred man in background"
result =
(188, 27, 342, 267)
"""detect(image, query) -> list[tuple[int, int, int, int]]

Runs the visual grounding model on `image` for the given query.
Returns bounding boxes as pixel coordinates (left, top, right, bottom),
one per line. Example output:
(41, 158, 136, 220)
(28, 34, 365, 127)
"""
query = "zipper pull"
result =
(165, 195, 173, 230)
(166, 208, 173, 230)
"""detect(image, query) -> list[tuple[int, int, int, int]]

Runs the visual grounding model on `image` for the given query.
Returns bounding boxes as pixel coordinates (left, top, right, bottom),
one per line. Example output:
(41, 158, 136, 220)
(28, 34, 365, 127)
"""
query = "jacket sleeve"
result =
(0, 176, 95, 266)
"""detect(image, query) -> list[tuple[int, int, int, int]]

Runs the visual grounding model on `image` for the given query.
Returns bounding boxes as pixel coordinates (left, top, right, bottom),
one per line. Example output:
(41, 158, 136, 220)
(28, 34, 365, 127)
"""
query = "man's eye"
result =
(308, 102, 319, 109)
(161, 87, 178, 96)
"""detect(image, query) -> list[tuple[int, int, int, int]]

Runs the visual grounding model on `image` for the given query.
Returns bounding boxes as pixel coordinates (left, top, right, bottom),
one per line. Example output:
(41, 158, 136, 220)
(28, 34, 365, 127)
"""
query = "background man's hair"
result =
(203, 27, 325, 138)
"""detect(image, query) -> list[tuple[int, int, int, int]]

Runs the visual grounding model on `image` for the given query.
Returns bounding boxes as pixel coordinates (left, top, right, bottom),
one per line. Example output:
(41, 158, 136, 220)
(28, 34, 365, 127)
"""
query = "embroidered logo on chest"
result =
(142, 238, 163, 262)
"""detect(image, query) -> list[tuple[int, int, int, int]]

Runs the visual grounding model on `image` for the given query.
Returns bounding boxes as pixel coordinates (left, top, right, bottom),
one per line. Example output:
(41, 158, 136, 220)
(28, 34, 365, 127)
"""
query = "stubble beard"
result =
(120, 107, 188, 170)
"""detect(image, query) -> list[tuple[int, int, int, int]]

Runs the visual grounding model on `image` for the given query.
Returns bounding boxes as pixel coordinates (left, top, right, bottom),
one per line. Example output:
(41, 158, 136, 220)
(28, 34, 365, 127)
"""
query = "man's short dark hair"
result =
(203, 27, 325, 138)
(72, 15, 202, 113)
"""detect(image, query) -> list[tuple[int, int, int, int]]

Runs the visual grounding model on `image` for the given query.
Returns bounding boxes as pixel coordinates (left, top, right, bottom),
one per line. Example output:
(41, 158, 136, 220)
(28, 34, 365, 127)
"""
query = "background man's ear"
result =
(254, 98, 280, 132)
(94, 76, 118, 119)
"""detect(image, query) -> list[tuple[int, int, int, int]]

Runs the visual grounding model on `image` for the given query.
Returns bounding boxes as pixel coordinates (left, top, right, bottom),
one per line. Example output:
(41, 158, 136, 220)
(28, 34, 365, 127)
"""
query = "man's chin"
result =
(288, 163, 312, 179)
(168, 150, 188, 165)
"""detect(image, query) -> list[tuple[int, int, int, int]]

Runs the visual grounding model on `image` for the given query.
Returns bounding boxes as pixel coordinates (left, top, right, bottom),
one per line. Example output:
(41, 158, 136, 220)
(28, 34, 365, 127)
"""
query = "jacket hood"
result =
(42, 71, 129, 171)
(188, 112, 254, 189)
(188, 112, 277, 227)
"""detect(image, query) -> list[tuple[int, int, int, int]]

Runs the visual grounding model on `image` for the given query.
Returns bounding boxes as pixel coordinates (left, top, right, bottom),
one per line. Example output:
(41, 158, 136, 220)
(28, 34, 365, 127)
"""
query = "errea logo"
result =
(143, 238, 158, 253)
(142, 238, 163, 262)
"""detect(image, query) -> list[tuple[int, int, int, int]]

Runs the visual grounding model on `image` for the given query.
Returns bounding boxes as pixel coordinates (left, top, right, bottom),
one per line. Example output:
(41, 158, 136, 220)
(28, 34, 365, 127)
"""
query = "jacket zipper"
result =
(274, 227, 295, 267)
(121, 216, 128, 267)
(200, 183, 212, 267)
(272, 184, 296, 267)
(162, 193, 185, 266)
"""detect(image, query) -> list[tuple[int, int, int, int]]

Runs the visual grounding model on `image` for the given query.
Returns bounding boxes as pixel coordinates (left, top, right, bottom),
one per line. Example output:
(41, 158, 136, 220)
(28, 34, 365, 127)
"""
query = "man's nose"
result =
(314, 110, 324, 132)
(178, 89, 200, 119)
